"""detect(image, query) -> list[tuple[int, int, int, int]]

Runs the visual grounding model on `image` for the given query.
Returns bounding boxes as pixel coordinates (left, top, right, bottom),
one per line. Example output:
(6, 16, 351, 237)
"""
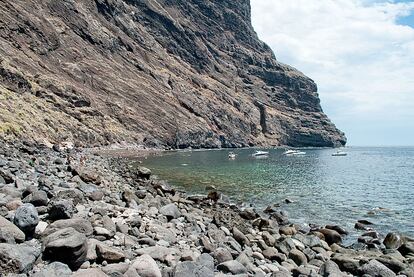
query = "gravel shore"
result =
(0, 140, 413, 276)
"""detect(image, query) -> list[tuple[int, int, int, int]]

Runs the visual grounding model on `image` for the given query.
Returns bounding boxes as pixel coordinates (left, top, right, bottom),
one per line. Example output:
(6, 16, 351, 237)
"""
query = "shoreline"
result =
(0, 140, 413, 276)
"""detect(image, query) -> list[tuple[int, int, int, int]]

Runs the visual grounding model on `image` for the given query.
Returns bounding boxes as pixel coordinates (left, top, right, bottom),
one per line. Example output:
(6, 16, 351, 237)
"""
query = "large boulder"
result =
(124, 254, 161, 277)
(42, 227, 87, 269)
(0, 243, 41, 274)
(13, 203, 39, 236)
(0, 215, 25, 242)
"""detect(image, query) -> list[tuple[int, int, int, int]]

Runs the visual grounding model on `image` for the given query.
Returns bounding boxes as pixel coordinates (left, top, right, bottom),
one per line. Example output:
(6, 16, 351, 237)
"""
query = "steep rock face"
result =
(0, 0, 346, 148)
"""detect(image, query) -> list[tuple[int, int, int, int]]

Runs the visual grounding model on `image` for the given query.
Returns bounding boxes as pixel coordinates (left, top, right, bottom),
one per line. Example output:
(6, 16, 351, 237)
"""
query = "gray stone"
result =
(96, 243, 125, 263)
(48, 199, 75, 220)
(0, 243, 41, 274)
(32, 262, 72, 277)
(262, 247, 279, 261)
(135, 246, 176, 262)
(13, 203, 39, 236)
(214, 247, 233, 263)
(289, 249, 308, 266)
(359, 260, 396, 277)
(174, 260, 214, 277)
(43, 227, 87, 270)
(159, 203, 181, 221)
(72, 268, 109, 277)
(125, 254, 161, 277)
(319, 260, 345, 277)
(217, 260, 248, 274)
(233, 227, 250, 246)
(23, 190, 48, 207)
(0, 215, 25, 242)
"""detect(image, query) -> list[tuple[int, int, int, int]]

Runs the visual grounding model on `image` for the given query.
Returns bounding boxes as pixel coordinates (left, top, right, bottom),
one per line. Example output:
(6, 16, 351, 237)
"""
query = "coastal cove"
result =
(138, 147, 414, 243)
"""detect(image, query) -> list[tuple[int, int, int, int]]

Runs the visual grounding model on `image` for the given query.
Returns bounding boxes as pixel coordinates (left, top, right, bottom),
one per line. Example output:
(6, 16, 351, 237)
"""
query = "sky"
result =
(250, 0, 414, 146)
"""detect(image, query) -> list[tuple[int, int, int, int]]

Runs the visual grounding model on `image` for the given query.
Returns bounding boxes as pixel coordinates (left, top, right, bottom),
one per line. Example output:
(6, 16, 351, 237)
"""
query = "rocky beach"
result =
(0, 140, 413, 277)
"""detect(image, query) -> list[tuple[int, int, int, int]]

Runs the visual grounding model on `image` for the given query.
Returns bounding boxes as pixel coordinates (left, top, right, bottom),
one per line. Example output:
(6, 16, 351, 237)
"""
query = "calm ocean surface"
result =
(139, 147, 414, 243)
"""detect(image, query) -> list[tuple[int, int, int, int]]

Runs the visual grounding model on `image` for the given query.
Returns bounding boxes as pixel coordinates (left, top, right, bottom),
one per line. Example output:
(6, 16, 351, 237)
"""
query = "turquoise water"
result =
(139, 147, 414, 242)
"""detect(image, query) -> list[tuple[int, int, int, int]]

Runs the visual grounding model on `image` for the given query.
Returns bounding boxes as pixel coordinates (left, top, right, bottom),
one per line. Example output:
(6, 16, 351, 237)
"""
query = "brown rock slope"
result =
(0, 0, 346, 148)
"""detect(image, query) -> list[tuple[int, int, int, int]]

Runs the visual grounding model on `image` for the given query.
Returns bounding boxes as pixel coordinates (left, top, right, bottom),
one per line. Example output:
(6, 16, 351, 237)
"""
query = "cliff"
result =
(0, 0, 346, 148)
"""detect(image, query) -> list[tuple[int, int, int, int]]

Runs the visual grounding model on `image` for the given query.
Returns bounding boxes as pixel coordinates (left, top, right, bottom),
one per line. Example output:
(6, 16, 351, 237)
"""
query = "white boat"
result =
(283, 149, 306, 156)
(252, 150, 269, 157)
(228, 152, 237, 159)
(332, 150, 347, 156)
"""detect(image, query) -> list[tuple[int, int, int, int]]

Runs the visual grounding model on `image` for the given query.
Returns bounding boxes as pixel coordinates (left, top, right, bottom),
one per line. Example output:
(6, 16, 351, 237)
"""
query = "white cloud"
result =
(251, 0, 414, 145)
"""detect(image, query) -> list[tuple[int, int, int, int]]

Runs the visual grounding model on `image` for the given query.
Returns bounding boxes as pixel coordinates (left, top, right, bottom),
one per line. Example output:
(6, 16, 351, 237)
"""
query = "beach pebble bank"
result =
(0, 140, 413, 276)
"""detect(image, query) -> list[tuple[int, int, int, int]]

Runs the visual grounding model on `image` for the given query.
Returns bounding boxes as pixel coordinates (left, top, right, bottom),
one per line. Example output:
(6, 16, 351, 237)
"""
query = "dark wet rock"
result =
(217, 260, 248, 274)
(398, 242, 414, 257)
(159, 203, 181, 221)
(325, 225, 348, 235)
(13, 203, 39, 237)
(43, 227, 87, 270)
(0, 215, 25, 243)
(359, 259, 396, 277)
(358, 219, 374, 225)
(270, 210, 289, 225)
(125, 254, 161, 277)
(355, 222, 370, 230)
(0, 243, 41, 274)
(48, 199, 75, 220)
(23, 190, 49, 207)
(151, 180, 175, 194)
(319, 228, 342, 245)
(32, 262, 72, 277)
(384, 233, 403, 249)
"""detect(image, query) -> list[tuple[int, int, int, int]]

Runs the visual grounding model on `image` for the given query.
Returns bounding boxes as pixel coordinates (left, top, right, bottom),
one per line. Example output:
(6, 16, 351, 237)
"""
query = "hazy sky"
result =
(250, 0, 414, 146)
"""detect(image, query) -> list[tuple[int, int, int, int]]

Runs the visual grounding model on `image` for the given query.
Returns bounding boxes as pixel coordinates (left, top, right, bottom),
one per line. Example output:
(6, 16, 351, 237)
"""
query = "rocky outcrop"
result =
(0, 0, 345, 148)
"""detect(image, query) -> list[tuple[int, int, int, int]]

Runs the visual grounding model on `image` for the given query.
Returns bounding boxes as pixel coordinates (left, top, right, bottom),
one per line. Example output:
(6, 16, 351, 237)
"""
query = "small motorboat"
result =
(283, 149, 306, 156)
(228, 152, 237, 159)
(332, 150, 347, 156)
(252, 150, 269, 157)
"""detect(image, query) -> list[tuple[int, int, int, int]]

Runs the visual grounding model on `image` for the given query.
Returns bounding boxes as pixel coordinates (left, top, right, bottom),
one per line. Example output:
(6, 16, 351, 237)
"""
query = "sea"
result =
(136, 147, 414, 244)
